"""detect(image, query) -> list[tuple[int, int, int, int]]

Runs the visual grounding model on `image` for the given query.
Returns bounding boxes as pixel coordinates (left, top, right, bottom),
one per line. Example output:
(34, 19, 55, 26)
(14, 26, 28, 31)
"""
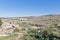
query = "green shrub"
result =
(19, 22, 27, 27)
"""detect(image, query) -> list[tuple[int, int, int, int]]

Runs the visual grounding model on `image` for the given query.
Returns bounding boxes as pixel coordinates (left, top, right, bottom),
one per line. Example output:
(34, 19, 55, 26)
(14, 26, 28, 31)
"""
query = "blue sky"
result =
(0, 0, 60, 17)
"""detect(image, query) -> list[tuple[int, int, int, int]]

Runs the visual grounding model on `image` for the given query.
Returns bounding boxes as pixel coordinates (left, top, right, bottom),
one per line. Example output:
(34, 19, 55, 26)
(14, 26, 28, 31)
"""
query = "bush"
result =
(13, 28, 19, 32)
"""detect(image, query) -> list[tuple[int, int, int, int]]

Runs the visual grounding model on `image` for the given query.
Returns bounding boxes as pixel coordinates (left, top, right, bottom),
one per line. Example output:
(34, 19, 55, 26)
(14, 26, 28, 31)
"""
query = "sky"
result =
(0, 0, 60, 17)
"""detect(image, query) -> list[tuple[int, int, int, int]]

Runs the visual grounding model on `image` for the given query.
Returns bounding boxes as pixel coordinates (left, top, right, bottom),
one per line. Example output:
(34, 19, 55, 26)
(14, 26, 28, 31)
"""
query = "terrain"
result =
(0, 14, 60, 40)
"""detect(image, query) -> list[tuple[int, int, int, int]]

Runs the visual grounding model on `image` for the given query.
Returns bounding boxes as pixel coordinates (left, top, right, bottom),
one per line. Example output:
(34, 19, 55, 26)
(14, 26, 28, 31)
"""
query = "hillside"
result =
(0, 14, 60, 40)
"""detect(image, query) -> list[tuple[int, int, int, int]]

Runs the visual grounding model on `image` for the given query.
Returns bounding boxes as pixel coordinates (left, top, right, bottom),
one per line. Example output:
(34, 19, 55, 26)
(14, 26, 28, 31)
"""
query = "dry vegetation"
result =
(0, 14, 60, 40)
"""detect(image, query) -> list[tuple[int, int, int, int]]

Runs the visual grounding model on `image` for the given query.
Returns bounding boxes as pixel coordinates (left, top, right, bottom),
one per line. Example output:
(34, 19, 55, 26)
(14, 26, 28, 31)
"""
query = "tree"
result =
(0, 19, 2, 26)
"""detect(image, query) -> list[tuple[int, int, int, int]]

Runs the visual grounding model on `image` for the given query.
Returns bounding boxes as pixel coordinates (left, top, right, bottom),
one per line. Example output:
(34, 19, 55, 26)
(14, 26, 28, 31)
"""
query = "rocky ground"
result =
(0, 14, 60, 40)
